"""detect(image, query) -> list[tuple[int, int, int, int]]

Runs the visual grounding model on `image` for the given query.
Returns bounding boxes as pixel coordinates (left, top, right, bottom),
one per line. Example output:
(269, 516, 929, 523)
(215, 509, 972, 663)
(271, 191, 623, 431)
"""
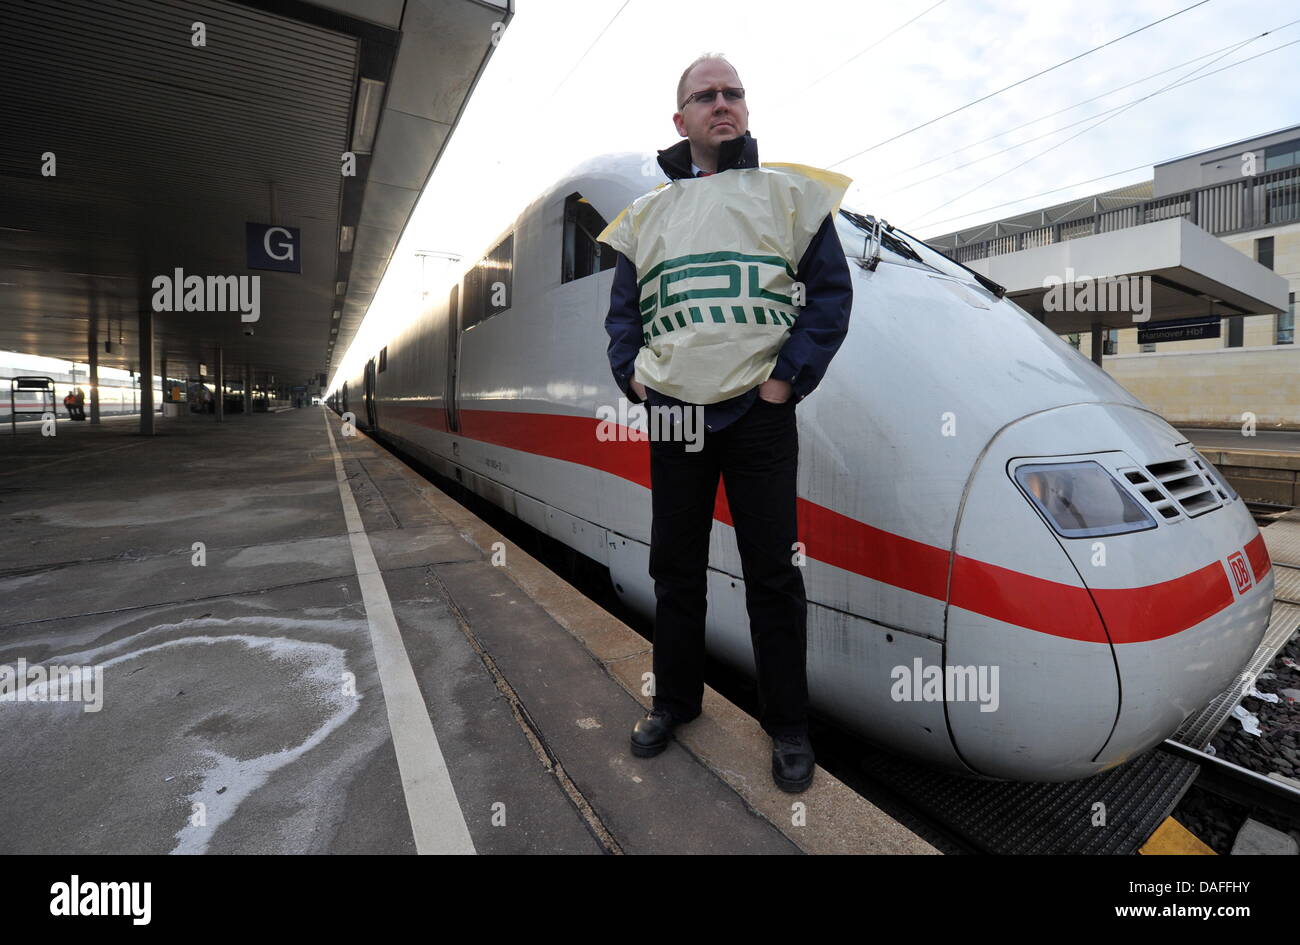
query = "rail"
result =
(936, 166, 1300, 264)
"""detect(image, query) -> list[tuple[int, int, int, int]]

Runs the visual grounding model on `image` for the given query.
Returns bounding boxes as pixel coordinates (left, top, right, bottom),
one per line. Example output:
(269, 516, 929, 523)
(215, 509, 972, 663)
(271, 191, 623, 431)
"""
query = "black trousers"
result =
(647, 396, 808, 738)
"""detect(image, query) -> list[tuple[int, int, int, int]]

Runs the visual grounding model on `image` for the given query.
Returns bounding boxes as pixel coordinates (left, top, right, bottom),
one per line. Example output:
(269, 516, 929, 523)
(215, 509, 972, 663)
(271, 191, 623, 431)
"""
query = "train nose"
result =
(944, 403, 1272, 780)
(1057, 452, 1274, 768)
(944, 416, 1121, 780)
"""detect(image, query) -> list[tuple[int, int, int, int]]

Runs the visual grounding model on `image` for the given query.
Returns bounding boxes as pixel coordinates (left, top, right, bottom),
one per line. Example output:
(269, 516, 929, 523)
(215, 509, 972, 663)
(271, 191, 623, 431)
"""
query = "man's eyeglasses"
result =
(680, 87, 744, 109)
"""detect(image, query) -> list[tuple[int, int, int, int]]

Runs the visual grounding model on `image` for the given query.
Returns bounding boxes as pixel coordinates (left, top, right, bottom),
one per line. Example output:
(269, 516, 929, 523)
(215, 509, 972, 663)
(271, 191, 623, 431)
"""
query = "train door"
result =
(363, 358, 378, 429)
(445, 284, 461, 432)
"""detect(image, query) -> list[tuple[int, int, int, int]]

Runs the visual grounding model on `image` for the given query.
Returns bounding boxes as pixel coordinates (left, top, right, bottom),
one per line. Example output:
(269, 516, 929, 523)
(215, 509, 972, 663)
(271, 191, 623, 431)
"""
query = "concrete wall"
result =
(1098, 345, 1300, 429)
(1197, 446, 1300, 508)
(1153, 126, 1300, 197)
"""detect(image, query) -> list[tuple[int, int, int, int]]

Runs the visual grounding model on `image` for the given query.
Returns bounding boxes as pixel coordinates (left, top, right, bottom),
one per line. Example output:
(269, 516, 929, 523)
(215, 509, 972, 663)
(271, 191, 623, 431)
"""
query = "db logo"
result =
(1227, 551, 1253, 594)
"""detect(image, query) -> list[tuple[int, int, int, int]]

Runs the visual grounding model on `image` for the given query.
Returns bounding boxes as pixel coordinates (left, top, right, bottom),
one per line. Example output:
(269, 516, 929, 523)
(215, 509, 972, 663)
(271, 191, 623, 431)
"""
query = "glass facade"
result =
(1264, 138, 1300, 171)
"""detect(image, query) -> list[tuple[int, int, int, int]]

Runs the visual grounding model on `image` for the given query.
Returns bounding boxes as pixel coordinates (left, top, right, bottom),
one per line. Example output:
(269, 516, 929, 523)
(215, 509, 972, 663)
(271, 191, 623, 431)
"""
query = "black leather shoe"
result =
(772, 733, 815, 792)
(630, 708, 688, 758)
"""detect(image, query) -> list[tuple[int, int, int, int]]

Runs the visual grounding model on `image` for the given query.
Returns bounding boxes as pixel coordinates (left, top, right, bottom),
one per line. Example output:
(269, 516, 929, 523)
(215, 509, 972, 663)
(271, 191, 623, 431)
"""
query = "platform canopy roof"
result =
(0, 0, 510, 386)
(962, 218, 1290, 333)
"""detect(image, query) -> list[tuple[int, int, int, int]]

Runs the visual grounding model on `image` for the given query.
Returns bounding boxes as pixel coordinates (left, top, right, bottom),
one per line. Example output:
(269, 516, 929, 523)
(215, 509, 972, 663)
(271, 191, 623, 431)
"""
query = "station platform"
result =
(0, 408, 933, 854)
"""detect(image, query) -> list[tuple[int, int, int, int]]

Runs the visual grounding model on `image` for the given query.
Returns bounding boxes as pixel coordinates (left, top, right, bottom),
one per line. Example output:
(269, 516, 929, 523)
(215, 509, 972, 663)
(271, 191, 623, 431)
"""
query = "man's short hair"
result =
(676, 53, 739, 109)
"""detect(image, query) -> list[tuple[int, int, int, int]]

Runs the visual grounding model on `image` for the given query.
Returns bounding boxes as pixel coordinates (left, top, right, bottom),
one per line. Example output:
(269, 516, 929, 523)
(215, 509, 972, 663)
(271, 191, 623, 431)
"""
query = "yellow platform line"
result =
(1140, 817, 1216, 855)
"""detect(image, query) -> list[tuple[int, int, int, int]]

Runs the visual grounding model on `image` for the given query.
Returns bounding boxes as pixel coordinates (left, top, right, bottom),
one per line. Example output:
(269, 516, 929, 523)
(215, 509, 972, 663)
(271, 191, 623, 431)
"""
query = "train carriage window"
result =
(562, 193, 615, 283)
(463, 233, 514, 330)
(463, 263, 483, 329)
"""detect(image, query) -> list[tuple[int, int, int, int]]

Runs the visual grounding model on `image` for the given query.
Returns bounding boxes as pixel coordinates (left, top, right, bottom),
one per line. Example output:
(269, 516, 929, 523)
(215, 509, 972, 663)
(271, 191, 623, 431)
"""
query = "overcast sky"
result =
(342, 0, 1300, 384)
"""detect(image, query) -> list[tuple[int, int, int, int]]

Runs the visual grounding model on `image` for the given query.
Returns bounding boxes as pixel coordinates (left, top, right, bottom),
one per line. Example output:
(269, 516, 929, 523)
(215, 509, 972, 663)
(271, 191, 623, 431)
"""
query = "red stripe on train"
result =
(1244, 533, 1271, 583)
(379, 404, 1248, 644)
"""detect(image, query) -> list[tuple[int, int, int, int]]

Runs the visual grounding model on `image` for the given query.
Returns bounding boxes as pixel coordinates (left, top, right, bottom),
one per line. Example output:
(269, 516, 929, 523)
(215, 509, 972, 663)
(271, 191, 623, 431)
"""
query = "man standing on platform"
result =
(600, 53, 854, 792)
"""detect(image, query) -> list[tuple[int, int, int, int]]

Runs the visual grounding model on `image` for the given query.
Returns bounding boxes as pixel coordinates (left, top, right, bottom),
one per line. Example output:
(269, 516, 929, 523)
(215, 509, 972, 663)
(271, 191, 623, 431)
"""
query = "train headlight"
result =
(1012, 461, 1156, 539)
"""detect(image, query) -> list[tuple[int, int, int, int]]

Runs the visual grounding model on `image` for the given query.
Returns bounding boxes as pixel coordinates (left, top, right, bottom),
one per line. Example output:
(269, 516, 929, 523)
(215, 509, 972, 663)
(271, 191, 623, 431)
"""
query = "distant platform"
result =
(1178, 426, 1300, 509)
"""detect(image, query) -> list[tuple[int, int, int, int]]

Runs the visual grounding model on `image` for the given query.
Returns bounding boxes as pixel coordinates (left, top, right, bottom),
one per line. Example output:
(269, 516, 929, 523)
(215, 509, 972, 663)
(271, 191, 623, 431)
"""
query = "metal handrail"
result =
(938, 165, 1300, 264)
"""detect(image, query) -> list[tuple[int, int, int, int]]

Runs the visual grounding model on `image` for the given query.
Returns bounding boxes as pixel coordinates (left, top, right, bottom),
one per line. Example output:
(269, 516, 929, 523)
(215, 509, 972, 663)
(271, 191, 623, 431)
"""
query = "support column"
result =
(1227, 315, 1244, 347)
(138, 308, 154, 435)
(160, 354, 168, 413)
(1090, 320, 1104, 367)
(87, 312, 100, 424)
(216, 347, 224, 423)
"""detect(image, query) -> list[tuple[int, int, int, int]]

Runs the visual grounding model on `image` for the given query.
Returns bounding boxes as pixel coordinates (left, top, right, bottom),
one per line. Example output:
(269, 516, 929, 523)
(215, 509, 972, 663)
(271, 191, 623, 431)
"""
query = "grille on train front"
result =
(1118, 457, 1227, 522)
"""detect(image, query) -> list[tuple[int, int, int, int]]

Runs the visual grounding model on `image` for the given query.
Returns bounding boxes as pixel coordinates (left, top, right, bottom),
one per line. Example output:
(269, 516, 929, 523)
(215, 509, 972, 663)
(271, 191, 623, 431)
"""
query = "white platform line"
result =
(324, 414, 475, 854)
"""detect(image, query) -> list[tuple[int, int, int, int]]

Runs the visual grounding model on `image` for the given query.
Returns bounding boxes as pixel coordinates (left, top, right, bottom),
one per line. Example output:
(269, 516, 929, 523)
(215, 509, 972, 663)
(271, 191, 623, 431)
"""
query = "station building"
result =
(928, 125, 1300, 431)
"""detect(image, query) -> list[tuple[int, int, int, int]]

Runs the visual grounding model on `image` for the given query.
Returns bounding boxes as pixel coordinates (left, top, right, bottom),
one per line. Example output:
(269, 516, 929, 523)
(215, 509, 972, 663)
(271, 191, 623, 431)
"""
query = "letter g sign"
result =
(246, 222, 302, 273)
(264, 226, 295, 262)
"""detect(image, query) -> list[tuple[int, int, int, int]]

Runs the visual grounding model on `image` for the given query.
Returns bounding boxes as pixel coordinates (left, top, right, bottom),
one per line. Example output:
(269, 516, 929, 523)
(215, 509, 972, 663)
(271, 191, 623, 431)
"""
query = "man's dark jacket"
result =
(603, 130, 854, 432)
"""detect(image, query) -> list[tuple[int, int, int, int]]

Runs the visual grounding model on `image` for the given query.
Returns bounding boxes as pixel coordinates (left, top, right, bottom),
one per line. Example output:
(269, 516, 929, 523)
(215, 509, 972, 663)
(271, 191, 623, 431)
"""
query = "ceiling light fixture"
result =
(351, 79, 385, 155)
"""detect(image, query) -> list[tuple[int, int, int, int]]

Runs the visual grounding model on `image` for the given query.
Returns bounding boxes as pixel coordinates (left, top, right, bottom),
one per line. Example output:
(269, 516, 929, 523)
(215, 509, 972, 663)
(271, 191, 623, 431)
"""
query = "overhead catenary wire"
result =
(883, 29, 1300, 198)
(825, 0, 1213, 169)
(800, 0, 949, 91)
(914, 162, 1157, 234)
(907, 31, 1273, 228)
(881, 19, 1300, 196)
(544, 0, 633, 105)
(914, 97, 1300, 236)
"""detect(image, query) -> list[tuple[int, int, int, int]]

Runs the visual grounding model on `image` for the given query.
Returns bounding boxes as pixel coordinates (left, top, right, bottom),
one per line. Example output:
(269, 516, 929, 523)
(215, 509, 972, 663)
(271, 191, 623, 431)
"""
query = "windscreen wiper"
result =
(840, 209, 1008, 299)
(839, 210, 925, 266)
(889, 223, 1008, 299)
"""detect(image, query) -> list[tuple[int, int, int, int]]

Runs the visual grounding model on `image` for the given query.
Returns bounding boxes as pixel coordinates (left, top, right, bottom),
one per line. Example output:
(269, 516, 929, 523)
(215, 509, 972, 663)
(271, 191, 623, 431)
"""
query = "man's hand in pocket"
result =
(757, 378, 792, 404)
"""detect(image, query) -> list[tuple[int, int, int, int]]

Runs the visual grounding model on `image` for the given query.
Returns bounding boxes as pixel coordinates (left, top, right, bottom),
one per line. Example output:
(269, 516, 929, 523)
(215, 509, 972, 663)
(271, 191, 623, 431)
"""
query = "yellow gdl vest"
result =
(597, 163, 852, 405)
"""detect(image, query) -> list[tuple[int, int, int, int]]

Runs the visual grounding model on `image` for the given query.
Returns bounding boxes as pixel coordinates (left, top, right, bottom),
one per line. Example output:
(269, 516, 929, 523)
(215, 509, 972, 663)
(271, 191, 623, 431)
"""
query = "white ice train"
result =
(331, 153, 1275, 781)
